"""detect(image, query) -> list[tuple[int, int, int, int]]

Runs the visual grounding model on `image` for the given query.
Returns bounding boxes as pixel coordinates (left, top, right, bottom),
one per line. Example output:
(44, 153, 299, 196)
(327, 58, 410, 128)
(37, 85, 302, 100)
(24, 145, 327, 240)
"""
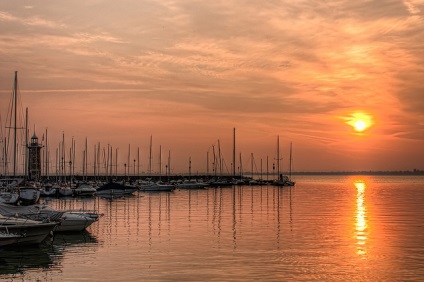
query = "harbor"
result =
(1, 175, 424, 281)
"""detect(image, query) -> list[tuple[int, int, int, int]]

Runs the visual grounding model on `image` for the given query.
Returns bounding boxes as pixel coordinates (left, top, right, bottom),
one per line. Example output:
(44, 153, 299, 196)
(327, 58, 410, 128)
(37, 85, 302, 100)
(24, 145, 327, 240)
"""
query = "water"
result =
(1, 175, 423, 281)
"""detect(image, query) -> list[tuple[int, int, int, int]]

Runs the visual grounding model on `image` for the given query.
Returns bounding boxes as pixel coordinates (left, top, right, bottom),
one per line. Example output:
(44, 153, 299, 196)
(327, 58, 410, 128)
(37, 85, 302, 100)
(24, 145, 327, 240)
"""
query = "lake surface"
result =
(1, 175, 424, 281)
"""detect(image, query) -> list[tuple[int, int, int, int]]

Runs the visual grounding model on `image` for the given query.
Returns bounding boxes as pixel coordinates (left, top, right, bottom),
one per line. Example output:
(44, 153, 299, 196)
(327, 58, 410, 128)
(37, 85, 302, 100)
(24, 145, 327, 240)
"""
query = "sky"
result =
(0, 0, 423, 175)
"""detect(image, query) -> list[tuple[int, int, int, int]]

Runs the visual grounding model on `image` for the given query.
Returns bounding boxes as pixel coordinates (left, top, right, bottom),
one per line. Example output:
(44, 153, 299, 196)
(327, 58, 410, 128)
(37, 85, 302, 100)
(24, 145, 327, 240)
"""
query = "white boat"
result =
(39, 183, 58, 197)
(74, 183, 96, 197)
(0, 214, 58, 245)
(140, 182, 174, 192)
(55, 210, 102, 232)
(0, 190, 20, 205)
(58, 185, 74, 197)
(0, 203, 102, 232)
(176, 179, 209, 189)
(18, 186, 41, 205)
(0, 179, 21, 204)
(96, 181, 138, 197)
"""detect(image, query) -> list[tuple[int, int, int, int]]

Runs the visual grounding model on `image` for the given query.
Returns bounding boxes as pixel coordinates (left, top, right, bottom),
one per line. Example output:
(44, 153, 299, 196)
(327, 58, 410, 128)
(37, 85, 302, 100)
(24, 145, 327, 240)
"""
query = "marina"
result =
(1, 1, 424, 280)
(0, 175, 423, 281)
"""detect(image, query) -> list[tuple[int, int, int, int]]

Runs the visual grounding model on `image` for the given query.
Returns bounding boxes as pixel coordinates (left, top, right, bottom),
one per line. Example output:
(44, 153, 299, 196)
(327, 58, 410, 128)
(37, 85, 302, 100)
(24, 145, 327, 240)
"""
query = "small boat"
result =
(0, 179, 21, 205)
(55, 210, 102, 232)
(208, 178, 233, 188)
(0, 203, 102, 232)
(58, 184, 74, 197)
(140, 182, 175, 192)
(74, 183, 97, 197)
(176, 179, 209, 189)
(0, 214, 58, 245)
(39, 183, 58, 197)
(18, 186, 41, 205)
(96, 181, 138, 197)
(0, 190, 20, 205)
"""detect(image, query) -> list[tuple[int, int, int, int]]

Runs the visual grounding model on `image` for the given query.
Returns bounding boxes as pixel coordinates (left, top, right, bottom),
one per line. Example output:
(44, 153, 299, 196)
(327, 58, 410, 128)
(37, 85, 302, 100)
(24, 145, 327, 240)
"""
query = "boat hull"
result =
(0, 191, 20, 205)
(0, 221, 57, 246)
(54, 213, 98, 232)
(0, 233, 22, 247)
(19, 188, 41, 205)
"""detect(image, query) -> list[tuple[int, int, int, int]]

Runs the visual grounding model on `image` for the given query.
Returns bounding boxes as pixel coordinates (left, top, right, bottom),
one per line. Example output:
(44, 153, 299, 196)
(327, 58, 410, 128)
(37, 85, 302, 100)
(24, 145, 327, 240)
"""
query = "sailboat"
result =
(273, 136, 296, 187)
(285, 142, 296, 186)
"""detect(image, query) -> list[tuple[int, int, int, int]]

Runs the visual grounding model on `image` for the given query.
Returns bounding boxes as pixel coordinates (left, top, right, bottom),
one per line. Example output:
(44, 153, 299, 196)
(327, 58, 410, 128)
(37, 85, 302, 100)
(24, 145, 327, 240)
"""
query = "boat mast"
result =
(159, 145, 162, 180)
(93, 144, 96, 181)
(239, 153, 243, 179)
(13, 71, 18, 177)
(85, 137, 88, 181)
(45, 128, 49, 179)
(127, 144, 130, 180)
(251, 153, 253, 179)
(137, 147, 140, 178)
(149, 135, 152, 177)
(167, 150, 171, 179)
(276, 135, 280, 180)
(24, 107, 28, 180)
(289, 142, 293, 181)
(115, 147, 118, 178)
(233, 128, 236, 177)
(188, 156, 191, 179)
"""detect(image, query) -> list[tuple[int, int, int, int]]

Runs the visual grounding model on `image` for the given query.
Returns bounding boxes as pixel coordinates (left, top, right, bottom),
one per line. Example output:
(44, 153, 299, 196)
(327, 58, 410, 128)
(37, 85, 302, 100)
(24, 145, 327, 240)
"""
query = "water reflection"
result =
(354, 180, 368, 258)
(0, 230, 97, 278)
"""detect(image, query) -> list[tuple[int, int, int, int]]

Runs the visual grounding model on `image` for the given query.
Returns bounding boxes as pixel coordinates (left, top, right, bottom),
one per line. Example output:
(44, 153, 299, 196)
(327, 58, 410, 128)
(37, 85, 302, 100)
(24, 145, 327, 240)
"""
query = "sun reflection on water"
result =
(354, 180, 368, 258)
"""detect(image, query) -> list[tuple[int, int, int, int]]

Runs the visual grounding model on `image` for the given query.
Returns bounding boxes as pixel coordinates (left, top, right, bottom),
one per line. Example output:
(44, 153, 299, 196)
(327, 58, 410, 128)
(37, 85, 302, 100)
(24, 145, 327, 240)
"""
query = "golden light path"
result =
(354, 180, 368, 258)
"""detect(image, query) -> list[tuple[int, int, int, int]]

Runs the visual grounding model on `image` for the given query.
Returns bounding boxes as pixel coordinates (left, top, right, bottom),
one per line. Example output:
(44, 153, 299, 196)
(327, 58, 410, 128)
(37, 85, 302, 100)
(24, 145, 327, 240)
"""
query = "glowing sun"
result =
(346, 112, 374, 133)
(353, 120, 367, 132)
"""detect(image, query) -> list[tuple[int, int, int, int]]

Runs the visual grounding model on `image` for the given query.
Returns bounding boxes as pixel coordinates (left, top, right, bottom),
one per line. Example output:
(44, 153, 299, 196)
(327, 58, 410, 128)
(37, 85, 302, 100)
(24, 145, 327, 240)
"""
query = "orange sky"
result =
(1, 1, 423, 174)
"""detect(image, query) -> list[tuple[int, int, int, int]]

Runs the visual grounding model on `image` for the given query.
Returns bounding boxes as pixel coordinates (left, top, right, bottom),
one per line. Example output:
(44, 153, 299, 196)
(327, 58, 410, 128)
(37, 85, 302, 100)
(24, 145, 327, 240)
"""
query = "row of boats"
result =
(1, 176, 295, 204)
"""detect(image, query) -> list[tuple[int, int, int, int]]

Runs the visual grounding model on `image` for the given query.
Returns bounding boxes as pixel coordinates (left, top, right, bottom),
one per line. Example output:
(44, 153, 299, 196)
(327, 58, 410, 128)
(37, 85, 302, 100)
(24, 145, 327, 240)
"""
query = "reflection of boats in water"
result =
(0, 230, 97, 276)
(0, 245, 54, 275)
(53, 229, 98, 246)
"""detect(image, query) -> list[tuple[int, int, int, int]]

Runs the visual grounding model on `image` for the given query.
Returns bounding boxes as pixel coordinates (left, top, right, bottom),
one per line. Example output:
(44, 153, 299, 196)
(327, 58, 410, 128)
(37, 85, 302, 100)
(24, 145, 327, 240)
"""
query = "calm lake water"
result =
(1, 175, 424, 281)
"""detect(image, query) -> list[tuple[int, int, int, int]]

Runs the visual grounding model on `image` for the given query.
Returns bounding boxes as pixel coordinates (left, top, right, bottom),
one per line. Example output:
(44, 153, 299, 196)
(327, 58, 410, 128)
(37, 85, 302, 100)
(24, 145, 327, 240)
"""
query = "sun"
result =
(345, 112, 374, 133)
(354, 120, 367, 132)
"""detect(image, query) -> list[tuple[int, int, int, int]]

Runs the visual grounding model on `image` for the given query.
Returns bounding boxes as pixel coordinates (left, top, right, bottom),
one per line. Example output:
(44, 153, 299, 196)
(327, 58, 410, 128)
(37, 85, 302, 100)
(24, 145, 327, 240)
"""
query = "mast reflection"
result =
(354, 180, 368, 258)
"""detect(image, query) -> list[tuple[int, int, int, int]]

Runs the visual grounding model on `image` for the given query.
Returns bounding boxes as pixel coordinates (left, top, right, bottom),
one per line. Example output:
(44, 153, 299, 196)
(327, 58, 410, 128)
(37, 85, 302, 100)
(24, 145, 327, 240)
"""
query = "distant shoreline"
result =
(292, 170, 424, 176)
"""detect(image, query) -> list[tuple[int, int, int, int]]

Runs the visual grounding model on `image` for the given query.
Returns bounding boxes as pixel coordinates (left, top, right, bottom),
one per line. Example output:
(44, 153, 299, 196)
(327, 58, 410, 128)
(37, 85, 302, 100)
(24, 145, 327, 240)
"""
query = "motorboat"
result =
(74, 183, 97, 197)
(0, 203, 103, 232)
(0, 214, 58, 245)
(140, 182, 174, 192)
(0, 179, 21, 205)
(0, 190, 20, 205)
(176, 179, 209, 189)
(96, 181, 138, 197)
(18, 186, 41, 205)
(58, 184, 74, 197)
(55, 210, 102, 232)
(39, 183, 58, 197)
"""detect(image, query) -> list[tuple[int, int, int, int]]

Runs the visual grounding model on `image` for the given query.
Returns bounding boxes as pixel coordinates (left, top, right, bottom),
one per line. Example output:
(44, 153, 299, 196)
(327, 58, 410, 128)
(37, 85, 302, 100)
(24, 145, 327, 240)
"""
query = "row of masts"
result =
(1, 72, 293, 181)
(2, 129, 293, 181)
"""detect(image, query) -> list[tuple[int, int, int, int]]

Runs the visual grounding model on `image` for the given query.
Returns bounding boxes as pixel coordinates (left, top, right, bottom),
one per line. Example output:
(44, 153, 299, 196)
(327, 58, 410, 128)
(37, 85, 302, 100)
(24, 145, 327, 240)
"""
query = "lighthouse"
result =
(28, 132, 43, 180)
